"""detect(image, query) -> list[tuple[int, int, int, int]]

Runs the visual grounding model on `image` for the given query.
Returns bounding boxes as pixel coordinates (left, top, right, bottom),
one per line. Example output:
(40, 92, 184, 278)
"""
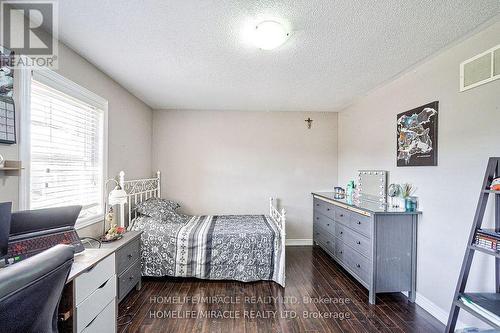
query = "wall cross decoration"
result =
(305, 117, 313, 129)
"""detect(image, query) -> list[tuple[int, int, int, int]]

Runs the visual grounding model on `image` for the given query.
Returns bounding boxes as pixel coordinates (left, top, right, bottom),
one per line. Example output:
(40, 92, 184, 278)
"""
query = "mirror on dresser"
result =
(357, 170, 387, 206)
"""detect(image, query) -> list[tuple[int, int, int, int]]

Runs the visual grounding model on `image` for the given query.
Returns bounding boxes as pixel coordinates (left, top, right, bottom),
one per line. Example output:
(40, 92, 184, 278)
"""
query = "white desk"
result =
(59, 231, 142, 333)
(60, 248, 117, 333)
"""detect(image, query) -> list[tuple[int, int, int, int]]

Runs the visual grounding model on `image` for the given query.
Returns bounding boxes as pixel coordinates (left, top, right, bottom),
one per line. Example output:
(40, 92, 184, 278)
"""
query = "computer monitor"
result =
(0, 202, 12, 260)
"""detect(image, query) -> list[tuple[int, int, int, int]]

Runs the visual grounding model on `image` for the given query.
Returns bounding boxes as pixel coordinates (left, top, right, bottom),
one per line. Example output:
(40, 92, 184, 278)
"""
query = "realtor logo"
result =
(0, 0, 58, 68)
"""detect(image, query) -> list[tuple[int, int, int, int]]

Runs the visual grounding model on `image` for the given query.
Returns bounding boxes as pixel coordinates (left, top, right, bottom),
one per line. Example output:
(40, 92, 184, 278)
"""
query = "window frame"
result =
(19, 68, 109, 229)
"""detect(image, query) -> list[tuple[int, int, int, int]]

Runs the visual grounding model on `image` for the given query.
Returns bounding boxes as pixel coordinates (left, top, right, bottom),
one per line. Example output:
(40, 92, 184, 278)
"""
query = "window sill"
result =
(76, 215, 104, 230)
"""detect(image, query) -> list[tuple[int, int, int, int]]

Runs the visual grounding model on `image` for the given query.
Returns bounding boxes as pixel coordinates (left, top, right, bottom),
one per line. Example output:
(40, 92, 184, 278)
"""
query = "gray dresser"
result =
(101, 231, 142, 303)
(312, 192, 420, 304)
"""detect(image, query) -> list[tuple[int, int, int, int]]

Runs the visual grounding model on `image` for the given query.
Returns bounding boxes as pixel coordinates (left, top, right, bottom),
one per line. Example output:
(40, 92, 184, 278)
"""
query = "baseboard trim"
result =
(286, 239, 313, 246)
(407, 292, 467, 329)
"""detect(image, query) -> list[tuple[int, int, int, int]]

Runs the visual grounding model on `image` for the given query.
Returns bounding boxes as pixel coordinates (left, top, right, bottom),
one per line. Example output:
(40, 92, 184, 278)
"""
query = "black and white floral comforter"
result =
(130, 214, 285, 286)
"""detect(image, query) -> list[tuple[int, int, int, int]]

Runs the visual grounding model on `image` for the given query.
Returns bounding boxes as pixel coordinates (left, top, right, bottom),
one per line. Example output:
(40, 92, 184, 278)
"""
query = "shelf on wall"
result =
(0, 160, 23, 172)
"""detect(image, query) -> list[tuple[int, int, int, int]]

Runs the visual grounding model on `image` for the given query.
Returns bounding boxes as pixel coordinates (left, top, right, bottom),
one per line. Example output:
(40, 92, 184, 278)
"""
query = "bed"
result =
(116, 171, 286, 287)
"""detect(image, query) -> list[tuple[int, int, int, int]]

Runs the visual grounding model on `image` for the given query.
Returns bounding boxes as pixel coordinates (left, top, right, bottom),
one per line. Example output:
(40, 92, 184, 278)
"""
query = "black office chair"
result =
(0, 244, 75, 333)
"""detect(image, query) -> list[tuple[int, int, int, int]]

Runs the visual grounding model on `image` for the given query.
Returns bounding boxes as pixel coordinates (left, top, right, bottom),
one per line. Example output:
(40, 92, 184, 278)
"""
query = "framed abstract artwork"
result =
(397, 101, 438, 167)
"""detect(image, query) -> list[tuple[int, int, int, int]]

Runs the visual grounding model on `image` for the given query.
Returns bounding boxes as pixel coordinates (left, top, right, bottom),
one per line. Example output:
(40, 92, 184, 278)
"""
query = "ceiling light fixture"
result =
(252, 20, 289, 50)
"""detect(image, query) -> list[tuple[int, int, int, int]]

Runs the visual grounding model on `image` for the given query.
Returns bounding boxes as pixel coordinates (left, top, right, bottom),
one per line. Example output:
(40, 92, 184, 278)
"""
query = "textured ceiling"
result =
(56, 1, 500, 111)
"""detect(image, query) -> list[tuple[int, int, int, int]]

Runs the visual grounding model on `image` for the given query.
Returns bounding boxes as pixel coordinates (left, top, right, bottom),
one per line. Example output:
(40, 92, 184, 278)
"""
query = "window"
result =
(22, 70, 108, 226)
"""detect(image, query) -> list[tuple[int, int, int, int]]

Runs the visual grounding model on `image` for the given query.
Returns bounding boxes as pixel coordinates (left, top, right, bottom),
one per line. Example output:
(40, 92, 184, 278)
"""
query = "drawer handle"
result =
(357, 221, 361, 225)
(84, 264, 96, 273)
(128, 253, 133, 259)
(85, 313, 99, 329)
(315, 232, 319, 235)
(129, 275, 135, 281)
(326, 223, 330, 226)
(316, 217, 319, 220)
(340, 214, 344, 217)
(327, 208, 330, 211)
(356, 264, 361, 268)
(340, 251, 343, 254)
(357, 241, 361, 245)
(98, 279, 109, 289)
(316, 204, 319, 206)
(340, 231, 343, 235)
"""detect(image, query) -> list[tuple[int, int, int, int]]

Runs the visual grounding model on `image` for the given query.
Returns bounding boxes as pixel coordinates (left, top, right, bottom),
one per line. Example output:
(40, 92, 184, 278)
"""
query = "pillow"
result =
(135, 198, 181, 220)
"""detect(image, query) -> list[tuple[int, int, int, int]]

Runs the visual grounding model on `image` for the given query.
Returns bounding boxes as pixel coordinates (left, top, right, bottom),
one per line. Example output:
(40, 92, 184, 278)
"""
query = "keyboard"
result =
(5, 229, 85, 264)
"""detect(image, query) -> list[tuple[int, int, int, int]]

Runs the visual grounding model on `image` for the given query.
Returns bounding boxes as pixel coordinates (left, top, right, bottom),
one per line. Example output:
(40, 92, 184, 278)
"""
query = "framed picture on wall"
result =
(0, 46, 15, 144)
(397, 101, 438, 167)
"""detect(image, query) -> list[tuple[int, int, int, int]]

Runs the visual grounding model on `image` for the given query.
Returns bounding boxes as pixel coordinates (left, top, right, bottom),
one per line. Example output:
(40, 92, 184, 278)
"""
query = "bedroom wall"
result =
(338, 20, 500, 325)
(0, 39, 153, 236)
(152, 110, 338, 241)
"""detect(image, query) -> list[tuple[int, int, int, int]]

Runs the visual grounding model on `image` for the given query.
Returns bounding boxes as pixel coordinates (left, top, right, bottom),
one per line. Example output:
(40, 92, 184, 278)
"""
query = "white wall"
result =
(152, 110, 338, 240)
(0, 40, 153, 236)
(338, 21, 500, 325)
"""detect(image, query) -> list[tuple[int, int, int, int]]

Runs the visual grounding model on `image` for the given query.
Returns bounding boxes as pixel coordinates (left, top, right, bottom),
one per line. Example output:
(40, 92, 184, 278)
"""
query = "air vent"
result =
(460, 44, 500, 91)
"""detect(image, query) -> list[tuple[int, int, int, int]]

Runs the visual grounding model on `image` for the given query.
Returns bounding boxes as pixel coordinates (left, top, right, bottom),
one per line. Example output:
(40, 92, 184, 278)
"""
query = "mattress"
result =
(130, 214, 285, 286)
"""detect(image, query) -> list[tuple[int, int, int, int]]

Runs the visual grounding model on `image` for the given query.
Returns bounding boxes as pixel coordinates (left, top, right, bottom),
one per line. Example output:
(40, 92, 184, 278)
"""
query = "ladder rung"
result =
(469, 244, 500, 258)
(483, 190, 500, 194)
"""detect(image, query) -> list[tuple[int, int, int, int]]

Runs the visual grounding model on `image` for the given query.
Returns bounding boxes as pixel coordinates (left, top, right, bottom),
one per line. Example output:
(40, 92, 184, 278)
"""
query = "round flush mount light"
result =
(252, 20, 289, 50)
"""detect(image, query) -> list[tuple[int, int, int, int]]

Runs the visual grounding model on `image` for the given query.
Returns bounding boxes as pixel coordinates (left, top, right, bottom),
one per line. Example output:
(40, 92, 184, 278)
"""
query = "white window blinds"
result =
(30, 79, 105, 222)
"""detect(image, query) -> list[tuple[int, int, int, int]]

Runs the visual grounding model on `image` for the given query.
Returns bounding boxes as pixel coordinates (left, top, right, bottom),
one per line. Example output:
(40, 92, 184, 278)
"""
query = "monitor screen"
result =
(0, 202, 12, 259)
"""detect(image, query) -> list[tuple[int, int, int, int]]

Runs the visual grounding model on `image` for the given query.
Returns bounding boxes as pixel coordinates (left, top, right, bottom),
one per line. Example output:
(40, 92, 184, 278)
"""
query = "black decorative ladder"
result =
(446, 157, 500, 332)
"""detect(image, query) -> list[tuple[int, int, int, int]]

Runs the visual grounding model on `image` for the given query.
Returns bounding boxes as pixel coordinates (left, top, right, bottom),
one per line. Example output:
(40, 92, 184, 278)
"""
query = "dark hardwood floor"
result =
(118, 246, 444, 333)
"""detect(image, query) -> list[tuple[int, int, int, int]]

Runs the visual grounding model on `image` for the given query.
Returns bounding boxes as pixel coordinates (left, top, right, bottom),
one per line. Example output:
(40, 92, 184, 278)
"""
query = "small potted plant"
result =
(401, 183, 417, 212)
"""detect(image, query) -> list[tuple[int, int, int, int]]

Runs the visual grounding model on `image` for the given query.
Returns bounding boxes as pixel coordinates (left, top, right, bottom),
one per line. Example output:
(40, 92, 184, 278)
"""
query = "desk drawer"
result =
(118, 259, 141, 301)
(81, 298, 116, 333)
(116, 236, 141, 275)
(75, 253, 115, 305)
(76, 274, 116, 332)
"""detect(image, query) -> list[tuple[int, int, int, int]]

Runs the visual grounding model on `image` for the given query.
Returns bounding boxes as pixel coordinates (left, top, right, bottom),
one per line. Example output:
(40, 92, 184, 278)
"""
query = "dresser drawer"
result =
(313, 226, 325, 245)
(349, 212, 372, 237)
(81, 298, 116, 333)
(116, 236, 141, 275)
(76, 274, 116, 332)
(335, 236, 371, 286)
(313, 212, 335, 235)
(340, 226, 371, 259)
(118, 259, 141, 301)
(75, 253, 115, 305)
(334, 241, 347, 264)
(334, 208, 350, 225)
(314, 224, 335, 255)
(313, 198, 335, 220)
(334, 222, 347, 240)
(344, 246, 371, 286)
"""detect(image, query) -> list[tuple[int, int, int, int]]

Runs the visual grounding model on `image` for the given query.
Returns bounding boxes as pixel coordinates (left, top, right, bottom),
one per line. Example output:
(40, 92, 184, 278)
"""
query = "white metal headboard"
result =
(118, 170, 161, 227)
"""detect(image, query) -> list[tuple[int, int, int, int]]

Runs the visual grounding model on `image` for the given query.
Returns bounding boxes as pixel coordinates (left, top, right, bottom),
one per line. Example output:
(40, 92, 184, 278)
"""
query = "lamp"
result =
(252, 20, 289, 50)
(103, 179, 127, 237)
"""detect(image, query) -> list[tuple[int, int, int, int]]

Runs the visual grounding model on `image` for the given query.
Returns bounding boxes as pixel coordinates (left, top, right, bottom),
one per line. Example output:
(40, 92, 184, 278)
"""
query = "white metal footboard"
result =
(269, 197, 286, 286)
